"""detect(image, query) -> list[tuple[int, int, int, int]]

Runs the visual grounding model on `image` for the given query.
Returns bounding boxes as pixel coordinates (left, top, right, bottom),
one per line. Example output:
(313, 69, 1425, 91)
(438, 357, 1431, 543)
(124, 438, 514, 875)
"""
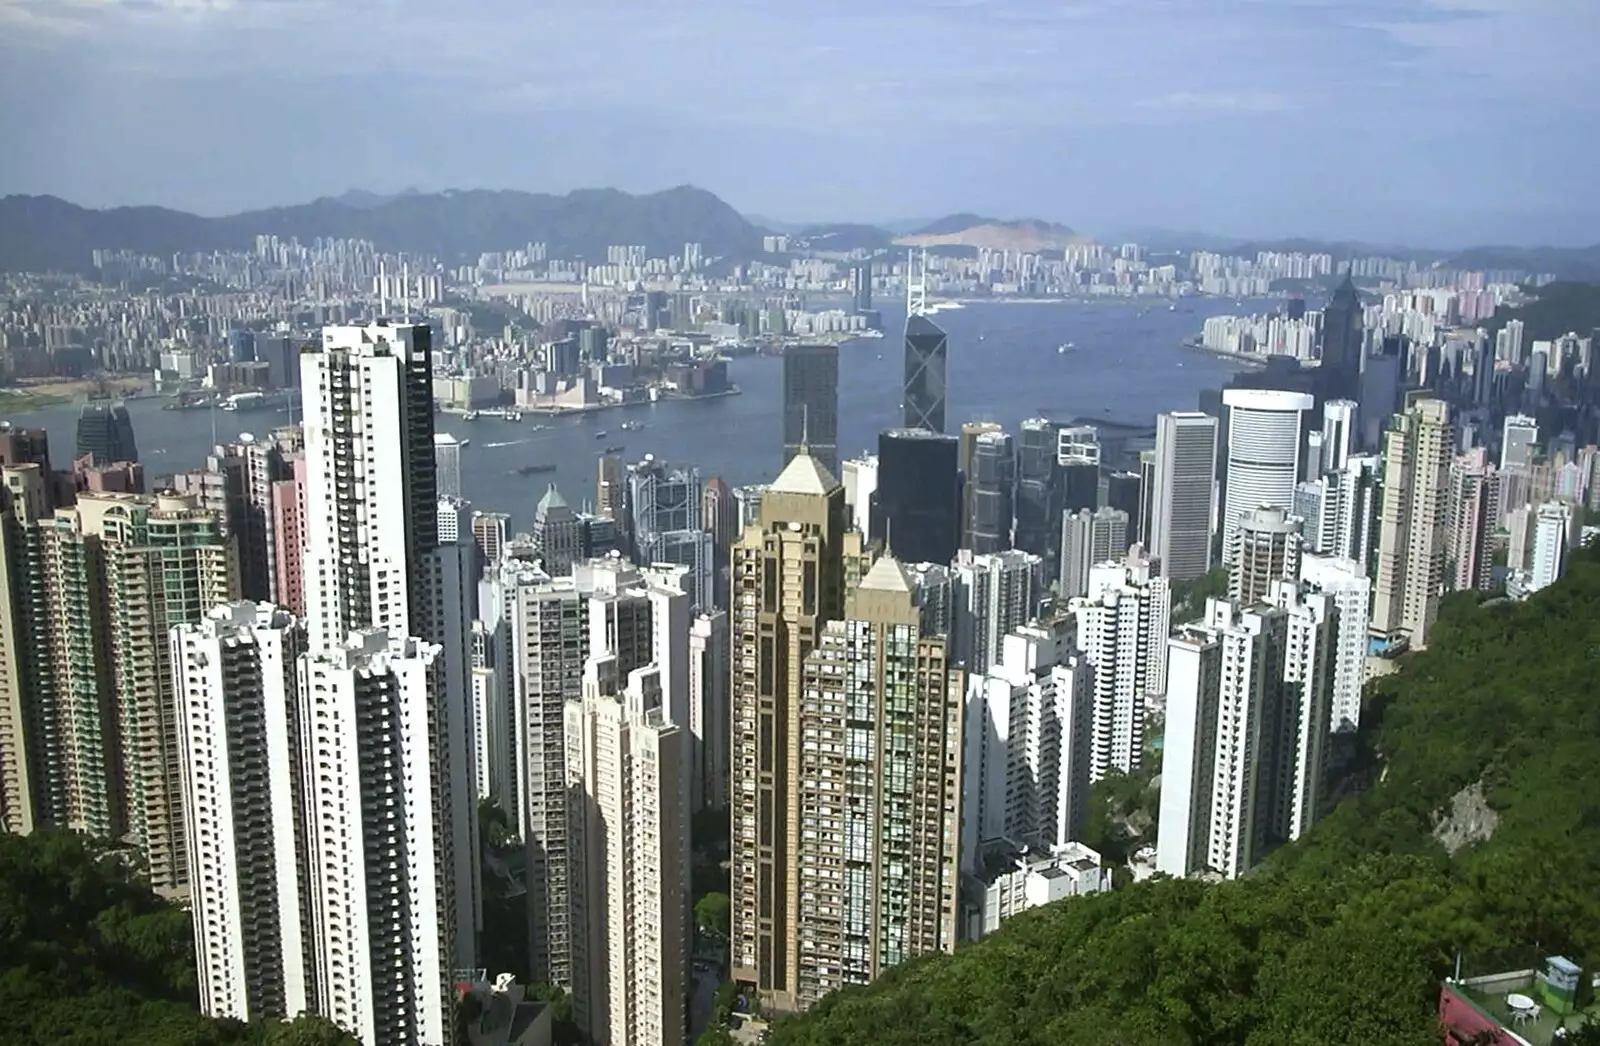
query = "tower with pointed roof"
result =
(532, 482, 584, 577)
(792, 550, 964, 1007)
(728, 447, 873, 1013)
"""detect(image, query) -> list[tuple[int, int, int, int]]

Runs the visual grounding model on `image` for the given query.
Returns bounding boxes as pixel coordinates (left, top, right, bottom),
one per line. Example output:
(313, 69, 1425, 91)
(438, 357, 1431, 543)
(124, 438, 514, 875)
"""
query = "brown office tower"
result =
(728, 448, 871, 1013)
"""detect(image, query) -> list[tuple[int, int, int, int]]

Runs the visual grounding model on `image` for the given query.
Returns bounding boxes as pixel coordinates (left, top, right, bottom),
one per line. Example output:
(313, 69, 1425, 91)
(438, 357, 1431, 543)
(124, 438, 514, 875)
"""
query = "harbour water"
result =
(1, 298, 1269, 528)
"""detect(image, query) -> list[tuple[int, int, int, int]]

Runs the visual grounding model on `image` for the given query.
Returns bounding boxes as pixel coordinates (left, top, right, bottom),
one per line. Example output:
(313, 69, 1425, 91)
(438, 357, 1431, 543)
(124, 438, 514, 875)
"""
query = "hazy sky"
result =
(1, 0, 1596, 246)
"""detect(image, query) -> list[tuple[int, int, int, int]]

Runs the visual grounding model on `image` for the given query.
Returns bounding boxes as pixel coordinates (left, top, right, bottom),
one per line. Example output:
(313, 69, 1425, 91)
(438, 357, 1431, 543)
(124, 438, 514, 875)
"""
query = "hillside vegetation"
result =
(0, 832, 359, 1046)
(1483, 280, 1600, 341)
(766, 546, 1600, 1046)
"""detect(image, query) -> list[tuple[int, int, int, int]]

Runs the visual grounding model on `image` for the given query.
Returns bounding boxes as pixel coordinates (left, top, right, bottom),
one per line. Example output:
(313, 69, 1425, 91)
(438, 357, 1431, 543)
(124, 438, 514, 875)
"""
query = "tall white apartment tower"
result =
(1221, 389, 1315, 560)
(961, 619, 1093, 872)
(1299, 555, 1371, 733)
(1150, 412, 1219, 582)
(297, 321, 478, 1030)
(1069, 550, 1171, 780)
(301, 322, 442, 653)
(173, 602, 311, 1025)
(1156, 587, 1334, 880)
(565, 659, 690, 1046)
(297, 629, 452, 1046)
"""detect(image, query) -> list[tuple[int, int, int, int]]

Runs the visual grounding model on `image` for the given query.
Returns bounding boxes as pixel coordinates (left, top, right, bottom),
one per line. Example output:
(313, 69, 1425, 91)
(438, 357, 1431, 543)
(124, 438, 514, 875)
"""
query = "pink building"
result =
(271, 456, 306, 616)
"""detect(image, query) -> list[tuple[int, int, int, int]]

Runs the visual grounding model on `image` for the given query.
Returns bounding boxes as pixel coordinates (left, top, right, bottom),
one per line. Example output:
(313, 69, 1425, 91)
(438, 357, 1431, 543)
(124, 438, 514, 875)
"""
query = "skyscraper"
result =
(688, 610, 729, 812)
(1156, 584, 1334, 880)
(949, 549, 1041, 677)
(903, 313, 948, 433)
(961, 619, 1093, 870)
(1221, 389, 1314, 560)
(1299, 555, 1371, 733)
(1059, 507, 1129, 599)
(301, 322, 442, 652)
(1070, 551, 1171, 780)
(294, 321, 478, 1014)
(782, 344, 839, 477)
(628, 457, 715, 610)
(296, 630, 456, 1046)
(531, 483, 584, 576)
(1229, 505, 1303, 606)
(169, 429, 299, 604)
(794, 555, 963, 1008)
(565, 659, 689, 1046)
(1445, 448, 1500, 592)
(959, 421, 1004, 549)
(172, 602, 311, 1024)
(74, 400, 139, 465)
(873, 428, 959, 565)
(1373, 398, 1452, 649)
(729, 448, 871, 1012)
(1014, 418, 1065, 573)
(595, 454, 624, 520)
(1501, 413, 1539, 472)
(1319, 272, 1363, 400)
(1149, 412, 1219, 582)
(964, 429, 1015, 553)
(433, 432, 465, 500)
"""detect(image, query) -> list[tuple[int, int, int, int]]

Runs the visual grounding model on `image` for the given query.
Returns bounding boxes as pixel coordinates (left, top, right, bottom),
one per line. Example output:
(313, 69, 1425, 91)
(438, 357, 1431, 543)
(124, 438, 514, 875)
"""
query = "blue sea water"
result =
(2, 298, 1267, 529)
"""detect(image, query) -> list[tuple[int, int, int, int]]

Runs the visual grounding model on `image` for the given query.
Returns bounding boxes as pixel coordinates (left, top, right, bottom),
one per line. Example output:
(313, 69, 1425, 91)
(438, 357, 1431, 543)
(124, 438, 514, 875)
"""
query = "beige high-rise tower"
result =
(565, 658, 689, 1046)
(794, 555, 963, 1009)
(1372, 397, 1452, 649)
(729, 448, 870, 1013)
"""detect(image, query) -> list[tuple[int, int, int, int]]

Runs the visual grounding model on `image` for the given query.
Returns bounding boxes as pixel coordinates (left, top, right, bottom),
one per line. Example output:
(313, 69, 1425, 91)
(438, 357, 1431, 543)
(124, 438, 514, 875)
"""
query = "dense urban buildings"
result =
(6, 201, 1600, 1046)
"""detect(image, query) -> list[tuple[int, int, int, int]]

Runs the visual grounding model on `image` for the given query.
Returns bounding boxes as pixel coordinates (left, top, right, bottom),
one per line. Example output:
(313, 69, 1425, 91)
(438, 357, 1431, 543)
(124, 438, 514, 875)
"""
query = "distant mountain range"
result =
(0, 186, 764, 272)
(3, 186, 1599, 278)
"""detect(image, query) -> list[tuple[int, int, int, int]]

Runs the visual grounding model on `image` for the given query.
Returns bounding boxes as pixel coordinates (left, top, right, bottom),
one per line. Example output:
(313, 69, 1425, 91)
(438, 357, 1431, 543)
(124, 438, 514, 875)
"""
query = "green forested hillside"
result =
(0, 832, 359, 1046)
(767, 547, 1600, 1046)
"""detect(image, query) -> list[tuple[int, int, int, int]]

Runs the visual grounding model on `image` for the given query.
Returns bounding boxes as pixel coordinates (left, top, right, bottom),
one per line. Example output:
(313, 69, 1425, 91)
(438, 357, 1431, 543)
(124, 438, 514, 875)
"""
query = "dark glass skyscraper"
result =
(781, 344, 839, 477)
(1014, 417, 1063, 572)
(1319, 271, 1363, 400)
(872, 428, 959, 565)
(74, 400, 139, 465)
(903, 313, 948, 433)
(965, 430, 1014, 553)
(851, 260, 873, 312)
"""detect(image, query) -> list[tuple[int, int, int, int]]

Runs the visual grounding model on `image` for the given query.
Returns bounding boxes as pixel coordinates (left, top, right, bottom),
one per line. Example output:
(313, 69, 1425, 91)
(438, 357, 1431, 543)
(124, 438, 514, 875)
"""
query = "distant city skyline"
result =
(1, 0, 1595, 246)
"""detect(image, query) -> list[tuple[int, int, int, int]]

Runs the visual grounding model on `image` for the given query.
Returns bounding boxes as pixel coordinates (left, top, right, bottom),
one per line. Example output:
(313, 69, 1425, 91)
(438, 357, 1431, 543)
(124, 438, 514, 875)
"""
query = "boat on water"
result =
(620, 420, 645, 432)
(1057, 342, 1075, 355)
(513, 463, 556, 476)
(594, 430, 608, 439)
(602, 444, 626, 455)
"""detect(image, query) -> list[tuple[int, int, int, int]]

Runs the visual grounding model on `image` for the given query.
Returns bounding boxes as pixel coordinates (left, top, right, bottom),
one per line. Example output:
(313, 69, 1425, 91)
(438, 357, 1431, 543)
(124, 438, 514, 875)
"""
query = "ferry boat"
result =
(513, 463, 556, 476)
(620, 420, 645, 432)
(602, 445, 626, 455)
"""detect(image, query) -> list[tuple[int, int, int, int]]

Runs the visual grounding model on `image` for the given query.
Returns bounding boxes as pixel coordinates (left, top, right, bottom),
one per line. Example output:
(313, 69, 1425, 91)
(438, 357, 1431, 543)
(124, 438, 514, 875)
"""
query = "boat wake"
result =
(483, 439, 529, 449)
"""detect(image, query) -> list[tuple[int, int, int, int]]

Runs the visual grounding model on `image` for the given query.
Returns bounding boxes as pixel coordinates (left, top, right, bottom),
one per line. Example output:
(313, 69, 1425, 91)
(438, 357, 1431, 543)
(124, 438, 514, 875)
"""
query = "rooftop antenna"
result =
(800, 403, 811, 455)
(906, 248, 928, 318)
(378, 260, 389, 319)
